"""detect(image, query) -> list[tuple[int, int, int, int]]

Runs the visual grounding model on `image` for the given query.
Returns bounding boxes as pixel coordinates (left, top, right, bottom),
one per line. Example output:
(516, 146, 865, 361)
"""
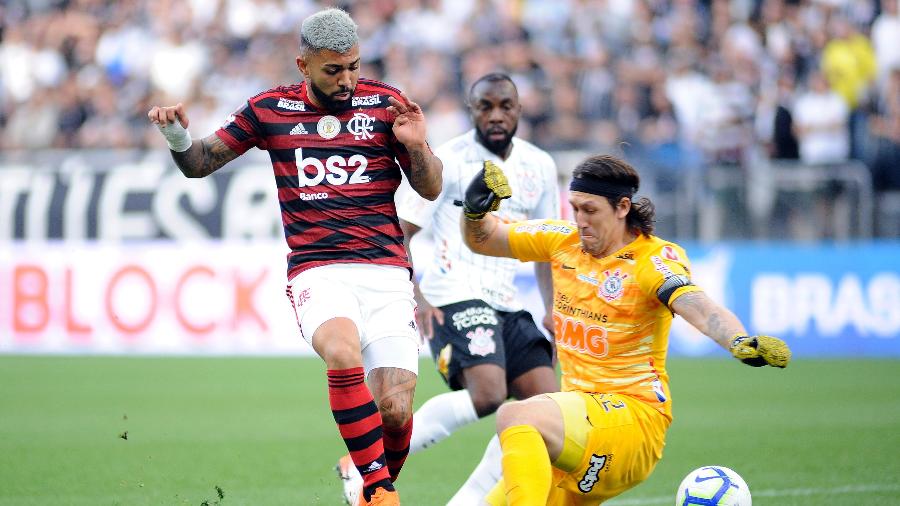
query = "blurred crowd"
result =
(1, 0, 899, 191)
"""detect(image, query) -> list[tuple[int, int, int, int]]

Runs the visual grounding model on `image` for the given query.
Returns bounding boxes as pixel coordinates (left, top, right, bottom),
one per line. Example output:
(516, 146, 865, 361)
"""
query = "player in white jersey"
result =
(336, 73, 560, 505)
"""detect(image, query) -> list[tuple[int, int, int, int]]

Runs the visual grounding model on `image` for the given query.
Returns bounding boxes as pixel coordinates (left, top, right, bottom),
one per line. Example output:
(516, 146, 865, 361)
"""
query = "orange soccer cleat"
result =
(359, 487, 400, 506)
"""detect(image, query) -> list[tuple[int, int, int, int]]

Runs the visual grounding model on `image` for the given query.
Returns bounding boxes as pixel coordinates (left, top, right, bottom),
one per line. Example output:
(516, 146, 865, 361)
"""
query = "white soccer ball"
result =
(675, 465, 752, 505)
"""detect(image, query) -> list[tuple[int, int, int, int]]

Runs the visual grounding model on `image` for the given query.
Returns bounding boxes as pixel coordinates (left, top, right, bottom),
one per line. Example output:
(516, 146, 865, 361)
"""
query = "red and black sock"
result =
(382, 417, 413, 482)
(327, 368, 394, 499)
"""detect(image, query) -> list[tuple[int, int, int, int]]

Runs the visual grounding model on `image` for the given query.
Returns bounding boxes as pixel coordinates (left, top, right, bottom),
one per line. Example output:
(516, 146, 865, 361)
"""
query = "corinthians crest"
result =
(347, 112, 375, 140)
(466, 327, 496, 357)
(598, 269, 628, 302)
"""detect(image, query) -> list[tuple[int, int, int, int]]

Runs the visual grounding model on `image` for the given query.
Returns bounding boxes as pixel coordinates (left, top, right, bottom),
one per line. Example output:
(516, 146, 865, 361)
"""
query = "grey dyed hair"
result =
(300, 8, 358, 54)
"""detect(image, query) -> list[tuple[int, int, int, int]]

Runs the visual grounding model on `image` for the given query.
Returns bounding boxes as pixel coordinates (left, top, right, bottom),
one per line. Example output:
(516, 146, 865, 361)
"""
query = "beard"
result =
(475, 123, 517, 156)
(309, 80, 353, 111)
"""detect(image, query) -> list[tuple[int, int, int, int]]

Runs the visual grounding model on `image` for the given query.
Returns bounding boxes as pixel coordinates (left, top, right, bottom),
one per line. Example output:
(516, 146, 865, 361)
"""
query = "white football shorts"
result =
(286, 263, 420, 375)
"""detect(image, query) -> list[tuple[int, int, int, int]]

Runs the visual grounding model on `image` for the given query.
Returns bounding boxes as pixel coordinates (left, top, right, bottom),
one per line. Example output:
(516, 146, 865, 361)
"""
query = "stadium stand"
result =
(1, 0, 898, 239)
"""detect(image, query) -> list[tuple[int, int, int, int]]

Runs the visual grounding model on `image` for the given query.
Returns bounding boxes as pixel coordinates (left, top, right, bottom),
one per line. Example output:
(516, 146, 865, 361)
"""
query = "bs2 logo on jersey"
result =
(294, 148, 370, 188)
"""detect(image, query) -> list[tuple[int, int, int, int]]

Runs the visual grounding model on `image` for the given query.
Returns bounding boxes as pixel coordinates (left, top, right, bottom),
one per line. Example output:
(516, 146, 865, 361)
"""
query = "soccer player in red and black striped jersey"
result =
(147, 8, 442, 506)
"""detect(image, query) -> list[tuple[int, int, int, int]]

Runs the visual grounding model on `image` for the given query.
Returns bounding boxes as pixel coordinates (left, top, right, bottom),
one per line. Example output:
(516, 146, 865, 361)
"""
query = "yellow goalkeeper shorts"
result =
(545, 391, 670, 505)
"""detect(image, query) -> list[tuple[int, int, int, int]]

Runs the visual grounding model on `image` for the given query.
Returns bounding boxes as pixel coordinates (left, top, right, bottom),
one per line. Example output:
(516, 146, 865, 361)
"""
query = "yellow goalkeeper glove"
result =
(730, 335, 791, 368)
(462, 160, 512, 220)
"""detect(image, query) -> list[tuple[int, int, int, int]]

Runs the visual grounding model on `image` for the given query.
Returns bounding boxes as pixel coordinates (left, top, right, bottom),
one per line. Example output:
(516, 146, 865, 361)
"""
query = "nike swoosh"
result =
(562, 265, 576, 270)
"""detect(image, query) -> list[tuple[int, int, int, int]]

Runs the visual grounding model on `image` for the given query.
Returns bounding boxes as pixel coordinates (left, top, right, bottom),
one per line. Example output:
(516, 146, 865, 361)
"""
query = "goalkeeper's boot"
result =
(360, 487, 400, 506)
(335, 454, 363, 506)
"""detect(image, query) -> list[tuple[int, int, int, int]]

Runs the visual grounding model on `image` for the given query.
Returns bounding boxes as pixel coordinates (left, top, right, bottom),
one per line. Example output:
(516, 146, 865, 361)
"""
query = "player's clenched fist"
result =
(730, 335, 791, 368)
(462, 160, 512, 220)
(147, 103, 193, 152)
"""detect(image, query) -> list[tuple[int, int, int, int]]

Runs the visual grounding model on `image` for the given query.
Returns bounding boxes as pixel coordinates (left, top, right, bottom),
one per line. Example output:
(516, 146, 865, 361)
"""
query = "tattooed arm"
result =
(148, 103, 239, 178)
(669, 291, 747, 350)
(171, 134, 239, 178)
(387, 95, 442, 200)
(460, 213, 513, 258)
(404, 144, 443, 200)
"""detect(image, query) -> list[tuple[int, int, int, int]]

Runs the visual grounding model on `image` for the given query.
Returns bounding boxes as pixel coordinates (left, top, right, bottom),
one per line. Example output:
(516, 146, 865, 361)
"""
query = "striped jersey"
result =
(507, 221, 702, 420)
(216, 78, 417, 280)
(397, 130, 559, 311)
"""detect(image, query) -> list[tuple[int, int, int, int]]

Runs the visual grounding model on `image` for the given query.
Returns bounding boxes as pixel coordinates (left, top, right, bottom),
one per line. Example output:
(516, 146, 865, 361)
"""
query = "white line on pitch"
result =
(606, 483, 900, 505)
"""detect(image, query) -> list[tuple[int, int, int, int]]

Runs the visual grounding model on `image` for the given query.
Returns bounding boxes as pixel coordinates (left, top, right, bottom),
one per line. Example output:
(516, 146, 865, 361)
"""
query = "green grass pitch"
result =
(1, 357, 898, 505)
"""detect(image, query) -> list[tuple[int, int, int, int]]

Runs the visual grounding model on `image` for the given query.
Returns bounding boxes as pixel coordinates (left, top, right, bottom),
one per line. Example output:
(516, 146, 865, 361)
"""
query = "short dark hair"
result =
(571, 155, 655, 236)
(468, 73, 517, 101)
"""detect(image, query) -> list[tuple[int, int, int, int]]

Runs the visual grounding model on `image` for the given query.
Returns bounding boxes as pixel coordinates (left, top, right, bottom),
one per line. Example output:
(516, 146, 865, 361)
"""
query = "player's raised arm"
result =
(460, 161, 514, 258)
(147, 103, 239, 178)
(387, 95, 442, 200)
(670, 291, 791, 368)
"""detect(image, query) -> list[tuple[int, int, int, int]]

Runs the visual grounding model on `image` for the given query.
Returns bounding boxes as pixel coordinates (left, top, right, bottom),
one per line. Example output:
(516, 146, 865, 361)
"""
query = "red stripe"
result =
(286, 226, 398, 249)
(336, 412, 383, 439)
(382, 418, 413, 450)
(290, 220, 397, 238)
(327, 367, 365, 376)
(249, 86, 301, 102)
(327, 369, 367, 410)
(273, 161, 295, 176)
(329, 391, 374, 412)
(289, 226, 332, 245)
(281, 201, 399, 226)
(357, 78, 404, 99)
(339, 238, 406, 253)
(214, 129, 253, 155)
(278, 179, 399, 199)
(350, 445, 387, 468)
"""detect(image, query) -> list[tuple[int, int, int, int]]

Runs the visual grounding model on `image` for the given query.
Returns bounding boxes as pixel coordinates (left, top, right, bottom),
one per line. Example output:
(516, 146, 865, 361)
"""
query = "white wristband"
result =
(157, 121, 193, 152)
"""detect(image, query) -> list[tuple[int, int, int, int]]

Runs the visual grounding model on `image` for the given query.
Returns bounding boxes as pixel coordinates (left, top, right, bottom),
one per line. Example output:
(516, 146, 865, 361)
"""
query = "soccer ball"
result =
(675, 465, 752, 505)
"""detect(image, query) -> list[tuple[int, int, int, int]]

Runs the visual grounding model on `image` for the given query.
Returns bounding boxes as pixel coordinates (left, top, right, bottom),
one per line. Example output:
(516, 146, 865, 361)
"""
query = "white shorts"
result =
(286, 263, 420, 375)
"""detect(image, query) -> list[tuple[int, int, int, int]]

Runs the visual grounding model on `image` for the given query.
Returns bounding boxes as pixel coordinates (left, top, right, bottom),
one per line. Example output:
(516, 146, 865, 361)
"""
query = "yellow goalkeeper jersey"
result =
(508, 220, 701, 420)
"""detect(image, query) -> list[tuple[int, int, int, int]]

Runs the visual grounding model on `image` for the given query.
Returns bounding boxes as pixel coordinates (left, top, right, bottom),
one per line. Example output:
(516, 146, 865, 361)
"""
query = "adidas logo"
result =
(362, 461, 383, 473)
(290, 123, 308, 135)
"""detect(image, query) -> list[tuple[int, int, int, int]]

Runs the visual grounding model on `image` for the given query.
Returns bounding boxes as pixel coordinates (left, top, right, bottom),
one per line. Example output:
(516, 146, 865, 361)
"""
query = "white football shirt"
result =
(397, 130, 559, 312)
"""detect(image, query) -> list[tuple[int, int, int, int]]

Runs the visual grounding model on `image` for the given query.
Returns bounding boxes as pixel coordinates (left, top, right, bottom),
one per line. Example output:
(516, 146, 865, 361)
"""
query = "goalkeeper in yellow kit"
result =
(460, 155, 791, 505)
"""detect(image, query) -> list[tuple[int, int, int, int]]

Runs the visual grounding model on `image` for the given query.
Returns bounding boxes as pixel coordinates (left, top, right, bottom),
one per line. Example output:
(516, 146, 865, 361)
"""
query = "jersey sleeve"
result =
(634, 242, 702, 308)
(215, 101, 263, 154)
(507, 219, 578, 263)
(528, 153, 561, 220)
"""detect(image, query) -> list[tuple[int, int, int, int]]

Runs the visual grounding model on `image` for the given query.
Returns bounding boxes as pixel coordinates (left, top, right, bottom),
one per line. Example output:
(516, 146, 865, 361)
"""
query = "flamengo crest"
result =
(347, 112, 375, 140)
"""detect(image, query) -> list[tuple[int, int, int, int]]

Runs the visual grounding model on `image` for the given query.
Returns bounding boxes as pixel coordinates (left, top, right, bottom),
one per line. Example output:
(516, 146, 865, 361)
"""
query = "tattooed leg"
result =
(368, 367, 417, 428)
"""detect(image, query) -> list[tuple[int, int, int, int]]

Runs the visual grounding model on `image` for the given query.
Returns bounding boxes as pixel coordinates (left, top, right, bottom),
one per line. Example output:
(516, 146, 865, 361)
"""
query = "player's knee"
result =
(495, 400, 528, 433)
(470, 388, 506, 418)
(378, 401, 412, 428)
(319, 341, 362, 369)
